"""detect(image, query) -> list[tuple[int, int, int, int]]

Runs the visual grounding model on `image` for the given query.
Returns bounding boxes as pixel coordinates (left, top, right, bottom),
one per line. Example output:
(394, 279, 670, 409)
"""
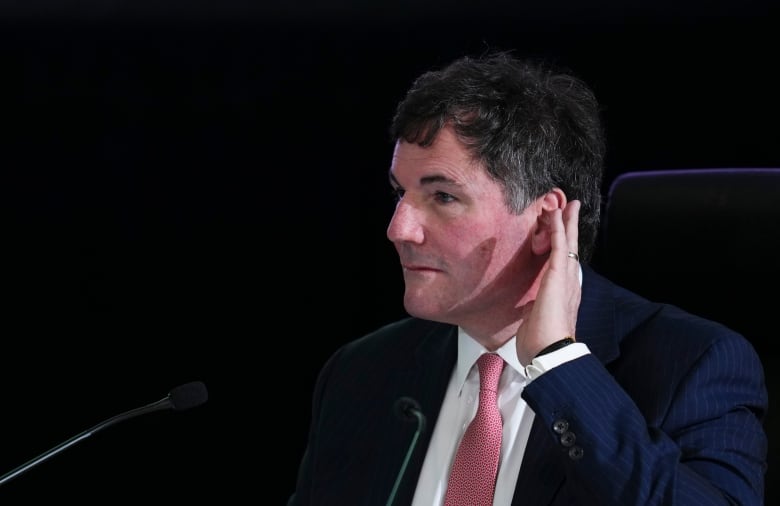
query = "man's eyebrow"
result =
(420, 174, 459, 187)
(388, 171, 460, 187)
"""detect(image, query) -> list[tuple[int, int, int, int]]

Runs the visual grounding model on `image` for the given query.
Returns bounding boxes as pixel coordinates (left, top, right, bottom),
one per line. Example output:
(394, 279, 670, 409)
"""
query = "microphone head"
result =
(168, 381, 209, 411)
(394, 396, 426, 432)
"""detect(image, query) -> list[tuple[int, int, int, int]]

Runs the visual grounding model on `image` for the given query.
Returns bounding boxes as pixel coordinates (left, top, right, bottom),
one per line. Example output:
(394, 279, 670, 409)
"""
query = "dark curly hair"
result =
(390, 51, 606, 263)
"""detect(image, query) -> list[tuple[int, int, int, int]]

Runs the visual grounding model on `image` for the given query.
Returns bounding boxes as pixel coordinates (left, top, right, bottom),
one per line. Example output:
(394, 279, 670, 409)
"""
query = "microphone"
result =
(0, 380, 209, 487)
(386, 396, 427, 506)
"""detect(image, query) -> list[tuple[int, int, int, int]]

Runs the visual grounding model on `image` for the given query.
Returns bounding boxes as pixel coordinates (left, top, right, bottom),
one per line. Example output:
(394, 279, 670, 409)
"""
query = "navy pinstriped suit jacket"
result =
(289, 266, 768, 505)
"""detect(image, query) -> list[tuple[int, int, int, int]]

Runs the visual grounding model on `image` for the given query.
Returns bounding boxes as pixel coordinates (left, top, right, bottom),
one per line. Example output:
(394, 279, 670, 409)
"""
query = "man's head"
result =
(387, 52, 605, 334)
(390, 51, 605, 263)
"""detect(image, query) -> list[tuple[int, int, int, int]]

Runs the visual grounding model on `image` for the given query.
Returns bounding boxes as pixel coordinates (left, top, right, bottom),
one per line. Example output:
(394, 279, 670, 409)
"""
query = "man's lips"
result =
(401, 264, 443, 272)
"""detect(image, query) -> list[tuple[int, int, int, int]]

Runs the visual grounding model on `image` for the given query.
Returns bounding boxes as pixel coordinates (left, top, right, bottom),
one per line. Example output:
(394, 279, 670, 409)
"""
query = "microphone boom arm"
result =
(0, 382, 206, 487)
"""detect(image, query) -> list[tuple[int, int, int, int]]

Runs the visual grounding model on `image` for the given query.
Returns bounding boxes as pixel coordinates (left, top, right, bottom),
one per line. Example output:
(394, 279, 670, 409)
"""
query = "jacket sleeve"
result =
(522, 330, 768, 505)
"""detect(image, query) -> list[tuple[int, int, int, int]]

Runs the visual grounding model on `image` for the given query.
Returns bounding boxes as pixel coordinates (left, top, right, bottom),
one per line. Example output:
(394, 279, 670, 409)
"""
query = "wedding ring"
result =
(567, 252, 579, 261)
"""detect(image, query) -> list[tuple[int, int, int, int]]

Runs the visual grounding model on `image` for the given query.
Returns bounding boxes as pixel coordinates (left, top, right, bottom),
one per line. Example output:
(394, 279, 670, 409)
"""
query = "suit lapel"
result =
(391, 322, 458, 504)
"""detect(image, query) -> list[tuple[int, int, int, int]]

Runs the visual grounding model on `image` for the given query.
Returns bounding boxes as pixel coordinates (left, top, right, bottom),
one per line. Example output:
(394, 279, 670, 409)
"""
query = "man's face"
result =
(387, 126, 540, 328)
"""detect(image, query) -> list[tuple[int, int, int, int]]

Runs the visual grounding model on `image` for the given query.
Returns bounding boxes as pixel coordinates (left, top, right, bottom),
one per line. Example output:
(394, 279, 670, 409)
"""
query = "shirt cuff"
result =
(524, 342, 590, 380)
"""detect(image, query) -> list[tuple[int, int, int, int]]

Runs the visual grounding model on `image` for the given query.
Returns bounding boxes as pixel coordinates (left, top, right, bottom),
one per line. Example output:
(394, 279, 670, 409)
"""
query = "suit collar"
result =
(577, 265, 662, 366)
(576, 264, 621, 364)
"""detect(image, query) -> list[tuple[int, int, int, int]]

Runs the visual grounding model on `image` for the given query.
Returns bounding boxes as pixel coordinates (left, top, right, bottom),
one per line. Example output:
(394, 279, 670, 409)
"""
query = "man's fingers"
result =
(563, 200, 581, 259)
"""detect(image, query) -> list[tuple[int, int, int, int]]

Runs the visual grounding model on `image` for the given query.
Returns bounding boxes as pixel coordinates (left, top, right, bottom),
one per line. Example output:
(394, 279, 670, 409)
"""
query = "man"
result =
(288, 51, 768, 505)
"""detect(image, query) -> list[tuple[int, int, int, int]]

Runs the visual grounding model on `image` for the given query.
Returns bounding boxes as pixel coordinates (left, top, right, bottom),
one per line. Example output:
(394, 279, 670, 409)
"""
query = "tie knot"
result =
(476, 353, 504, 392)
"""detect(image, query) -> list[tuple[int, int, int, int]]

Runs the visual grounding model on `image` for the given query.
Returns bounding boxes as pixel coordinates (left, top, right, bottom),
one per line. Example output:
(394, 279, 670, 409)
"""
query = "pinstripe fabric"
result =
(519, 268, 767, 505)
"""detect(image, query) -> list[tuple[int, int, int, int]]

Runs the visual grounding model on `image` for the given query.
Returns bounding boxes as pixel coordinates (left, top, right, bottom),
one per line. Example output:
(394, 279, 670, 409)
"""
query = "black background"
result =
(1, 1, 778, 502)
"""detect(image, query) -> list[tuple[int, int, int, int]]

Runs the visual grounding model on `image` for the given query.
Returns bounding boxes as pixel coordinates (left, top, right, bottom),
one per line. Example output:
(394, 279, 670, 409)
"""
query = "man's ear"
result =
(530, 189, 567, 255)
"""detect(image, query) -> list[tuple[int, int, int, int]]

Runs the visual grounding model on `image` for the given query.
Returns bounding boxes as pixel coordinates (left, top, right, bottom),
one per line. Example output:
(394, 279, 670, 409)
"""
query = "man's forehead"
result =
(391, 137, 482, 184)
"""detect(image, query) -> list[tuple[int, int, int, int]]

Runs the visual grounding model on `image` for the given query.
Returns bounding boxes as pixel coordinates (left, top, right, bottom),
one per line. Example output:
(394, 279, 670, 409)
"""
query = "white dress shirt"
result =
(411, 330, 590, 505)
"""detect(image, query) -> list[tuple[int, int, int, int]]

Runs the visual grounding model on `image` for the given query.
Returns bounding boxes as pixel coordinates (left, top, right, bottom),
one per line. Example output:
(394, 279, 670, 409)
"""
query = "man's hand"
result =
(515, 199, 582, 365)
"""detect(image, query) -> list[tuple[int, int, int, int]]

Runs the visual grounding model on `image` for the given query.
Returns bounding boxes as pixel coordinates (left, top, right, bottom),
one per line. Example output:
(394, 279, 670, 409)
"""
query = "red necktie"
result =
(444, 353, 505, 506)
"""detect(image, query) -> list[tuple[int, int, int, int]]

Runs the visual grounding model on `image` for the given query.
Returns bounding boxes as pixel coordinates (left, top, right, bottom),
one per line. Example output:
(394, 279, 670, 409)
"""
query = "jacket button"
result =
(552, 419, 569, 434)
(560, 431, 576, 447)
(568, 446, 584, 460)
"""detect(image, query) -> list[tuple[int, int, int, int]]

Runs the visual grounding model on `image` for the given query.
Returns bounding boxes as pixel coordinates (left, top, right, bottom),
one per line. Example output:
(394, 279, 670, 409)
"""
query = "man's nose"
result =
(387, 200, 424, 244)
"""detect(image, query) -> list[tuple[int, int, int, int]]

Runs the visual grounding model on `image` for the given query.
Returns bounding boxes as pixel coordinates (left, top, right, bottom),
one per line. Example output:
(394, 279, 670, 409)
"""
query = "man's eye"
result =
(434, 191, 456, 204)
(391, 187, 405, 201)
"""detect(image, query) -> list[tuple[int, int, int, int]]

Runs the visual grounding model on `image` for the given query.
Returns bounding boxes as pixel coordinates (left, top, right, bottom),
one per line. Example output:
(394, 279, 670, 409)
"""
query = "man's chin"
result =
(403, 293, 448, 322)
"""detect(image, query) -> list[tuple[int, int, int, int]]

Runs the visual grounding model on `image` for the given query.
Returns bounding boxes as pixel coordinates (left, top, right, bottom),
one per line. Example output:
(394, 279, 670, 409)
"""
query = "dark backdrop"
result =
(2, 1, 778, 502)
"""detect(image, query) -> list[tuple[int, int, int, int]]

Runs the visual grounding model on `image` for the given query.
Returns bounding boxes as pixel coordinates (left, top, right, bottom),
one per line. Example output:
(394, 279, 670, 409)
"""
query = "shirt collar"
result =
(454, 328, 526, 393)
